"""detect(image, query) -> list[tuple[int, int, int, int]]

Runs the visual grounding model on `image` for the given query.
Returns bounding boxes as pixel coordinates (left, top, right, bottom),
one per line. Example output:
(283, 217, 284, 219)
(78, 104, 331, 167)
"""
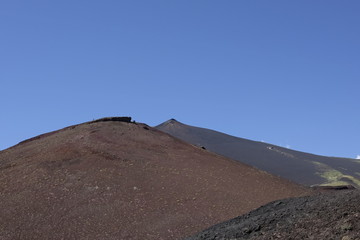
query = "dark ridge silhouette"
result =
(155, 119, 360, 188)
(0, 118, 310, 239)
(91, 116, 132, 123)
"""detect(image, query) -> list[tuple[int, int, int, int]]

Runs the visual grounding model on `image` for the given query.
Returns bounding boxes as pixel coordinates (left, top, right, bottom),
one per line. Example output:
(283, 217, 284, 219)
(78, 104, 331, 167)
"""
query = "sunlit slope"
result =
(156, 119, 360, 188)
(0, 118, 310, 240)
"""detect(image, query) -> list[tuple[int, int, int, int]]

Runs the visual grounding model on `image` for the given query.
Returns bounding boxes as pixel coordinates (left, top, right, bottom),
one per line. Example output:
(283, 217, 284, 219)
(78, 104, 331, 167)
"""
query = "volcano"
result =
(0, 118, 310, 239)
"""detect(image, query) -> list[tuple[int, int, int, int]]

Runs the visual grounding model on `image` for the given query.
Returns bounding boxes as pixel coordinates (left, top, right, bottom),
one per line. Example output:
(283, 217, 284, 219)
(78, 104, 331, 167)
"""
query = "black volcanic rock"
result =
(186, 190, 360, 240)
(156, 119, 360, 188)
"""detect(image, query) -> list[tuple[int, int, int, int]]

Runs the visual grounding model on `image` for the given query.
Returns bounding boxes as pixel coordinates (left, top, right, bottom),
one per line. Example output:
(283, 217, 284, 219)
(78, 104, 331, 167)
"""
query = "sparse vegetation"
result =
(312, 161, 360, 187)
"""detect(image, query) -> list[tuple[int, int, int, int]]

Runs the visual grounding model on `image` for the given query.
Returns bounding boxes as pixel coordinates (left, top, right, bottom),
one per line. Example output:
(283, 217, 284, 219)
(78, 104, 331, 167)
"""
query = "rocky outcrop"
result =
(91, 117, 132, 123)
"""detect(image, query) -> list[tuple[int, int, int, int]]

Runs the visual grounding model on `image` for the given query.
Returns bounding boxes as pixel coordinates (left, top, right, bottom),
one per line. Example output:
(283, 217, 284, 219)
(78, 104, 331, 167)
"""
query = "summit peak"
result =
(155, 118, 184, 129)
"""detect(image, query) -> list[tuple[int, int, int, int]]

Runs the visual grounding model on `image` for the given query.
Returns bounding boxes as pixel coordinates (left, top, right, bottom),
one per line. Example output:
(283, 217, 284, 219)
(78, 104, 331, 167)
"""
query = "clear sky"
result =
(1, 1, 359, 158)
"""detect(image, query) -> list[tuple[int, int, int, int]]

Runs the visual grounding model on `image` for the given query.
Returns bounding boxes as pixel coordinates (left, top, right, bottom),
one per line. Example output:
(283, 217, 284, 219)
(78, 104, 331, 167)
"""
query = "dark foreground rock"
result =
(186, 190, 360, 240)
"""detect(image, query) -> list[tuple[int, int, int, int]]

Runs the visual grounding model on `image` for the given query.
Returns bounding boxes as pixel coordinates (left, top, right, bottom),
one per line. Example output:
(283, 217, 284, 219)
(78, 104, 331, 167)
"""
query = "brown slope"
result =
(0, 118, 311, 240)
(155, 119, 360, 188)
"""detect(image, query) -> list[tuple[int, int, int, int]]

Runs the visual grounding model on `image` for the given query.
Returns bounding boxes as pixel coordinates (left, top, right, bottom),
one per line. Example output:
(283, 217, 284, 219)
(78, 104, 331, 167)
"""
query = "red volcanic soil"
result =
(0, 119, 311, 239)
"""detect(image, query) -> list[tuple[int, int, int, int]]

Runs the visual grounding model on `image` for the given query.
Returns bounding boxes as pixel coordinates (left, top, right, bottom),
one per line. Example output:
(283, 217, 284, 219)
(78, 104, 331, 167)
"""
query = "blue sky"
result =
(1, 1, 359, 158)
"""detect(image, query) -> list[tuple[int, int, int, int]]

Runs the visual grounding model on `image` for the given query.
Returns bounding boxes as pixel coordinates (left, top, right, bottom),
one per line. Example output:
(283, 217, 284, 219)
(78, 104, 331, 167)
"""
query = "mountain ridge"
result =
(155, 119, 360, 188)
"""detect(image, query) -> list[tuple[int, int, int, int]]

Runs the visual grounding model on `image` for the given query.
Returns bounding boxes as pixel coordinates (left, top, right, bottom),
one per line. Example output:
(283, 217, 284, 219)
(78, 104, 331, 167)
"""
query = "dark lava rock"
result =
(186, 190, 360, 240)
(92, 116, 132, 123)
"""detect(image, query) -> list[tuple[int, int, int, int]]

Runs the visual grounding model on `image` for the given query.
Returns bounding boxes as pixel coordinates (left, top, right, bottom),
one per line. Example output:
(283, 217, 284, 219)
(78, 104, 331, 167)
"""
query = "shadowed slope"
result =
(0, 119, 310, 239)
(155, 119, 360, 188)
